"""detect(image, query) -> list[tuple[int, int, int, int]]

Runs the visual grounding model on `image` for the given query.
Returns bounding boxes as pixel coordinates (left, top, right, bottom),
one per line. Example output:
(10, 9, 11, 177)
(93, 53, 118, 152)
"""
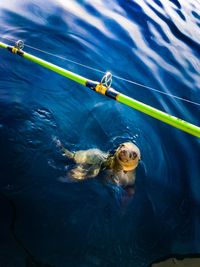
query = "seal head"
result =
(114, 142, 141, 171)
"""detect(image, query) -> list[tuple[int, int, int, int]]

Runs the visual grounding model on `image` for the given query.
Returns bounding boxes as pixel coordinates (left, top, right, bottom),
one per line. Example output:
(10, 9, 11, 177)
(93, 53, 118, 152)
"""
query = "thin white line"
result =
(1, 36, 200, 107)
(112, 74, 200, 106)
(25, 43, 105, 74)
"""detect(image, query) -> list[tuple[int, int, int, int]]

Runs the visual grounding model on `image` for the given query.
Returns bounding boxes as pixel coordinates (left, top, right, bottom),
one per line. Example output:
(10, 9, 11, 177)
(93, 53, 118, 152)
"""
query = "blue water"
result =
(0, 0, 200, 266)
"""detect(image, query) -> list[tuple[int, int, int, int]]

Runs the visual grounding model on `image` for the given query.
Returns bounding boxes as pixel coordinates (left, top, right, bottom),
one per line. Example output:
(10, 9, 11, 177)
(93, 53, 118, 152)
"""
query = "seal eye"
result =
(130, 152, 137, 160)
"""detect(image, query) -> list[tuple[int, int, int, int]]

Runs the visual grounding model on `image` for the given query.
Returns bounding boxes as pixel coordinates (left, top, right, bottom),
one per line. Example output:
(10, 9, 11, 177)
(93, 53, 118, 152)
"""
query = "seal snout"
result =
(118, 149, 129, 162)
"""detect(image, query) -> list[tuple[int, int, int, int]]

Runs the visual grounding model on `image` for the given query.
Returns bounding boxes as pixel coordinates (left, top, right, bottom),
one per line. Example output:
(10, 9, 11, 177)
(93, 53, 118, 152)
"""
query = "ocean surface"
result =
(0, 0, 200, 266)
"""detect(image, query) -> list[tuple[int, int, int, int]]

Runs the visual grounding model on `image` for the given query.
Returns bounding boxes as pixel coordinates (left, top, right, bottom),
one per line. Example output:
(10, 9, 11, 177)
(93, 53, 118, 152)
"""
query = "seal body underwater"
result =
(54, 138, 141, 191)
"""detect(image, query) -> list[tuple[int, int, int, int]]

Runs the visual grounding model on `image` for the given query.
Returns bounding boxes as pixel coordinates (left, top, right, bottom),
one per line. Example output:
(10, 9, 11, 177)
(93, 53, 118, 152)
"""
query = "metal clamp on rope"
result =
(101, 72, 112, 88)
(8, 40, 24, 56)
(95, 72, 112, 95)
(15, 40, 24, 50)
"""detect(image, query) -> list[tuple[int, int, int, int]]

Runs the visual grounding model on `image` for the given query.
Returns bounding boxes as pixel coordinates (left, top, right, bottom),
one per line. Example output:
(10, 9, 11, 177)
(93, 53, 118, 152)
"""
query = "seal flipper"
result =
(63, 148, 75, 160)
(53, 136, 75, 160)
(69, 164, 88, 180)
(69, 163, 101, 180)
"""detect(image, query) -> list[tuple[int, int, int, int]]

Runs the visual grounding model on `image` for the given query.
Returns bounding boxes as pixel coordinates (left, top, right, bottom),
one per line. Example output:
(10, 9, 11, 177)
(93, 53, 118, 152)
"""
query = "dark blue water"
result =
(0, 0, 200, 266)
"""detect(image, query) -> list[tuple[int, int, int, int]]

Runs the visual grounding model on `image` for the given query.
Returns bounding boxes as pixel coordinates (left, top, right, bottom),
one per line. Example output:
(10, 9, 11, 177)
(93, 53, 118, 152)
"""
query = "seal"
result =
(54, 138, 141, 190)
